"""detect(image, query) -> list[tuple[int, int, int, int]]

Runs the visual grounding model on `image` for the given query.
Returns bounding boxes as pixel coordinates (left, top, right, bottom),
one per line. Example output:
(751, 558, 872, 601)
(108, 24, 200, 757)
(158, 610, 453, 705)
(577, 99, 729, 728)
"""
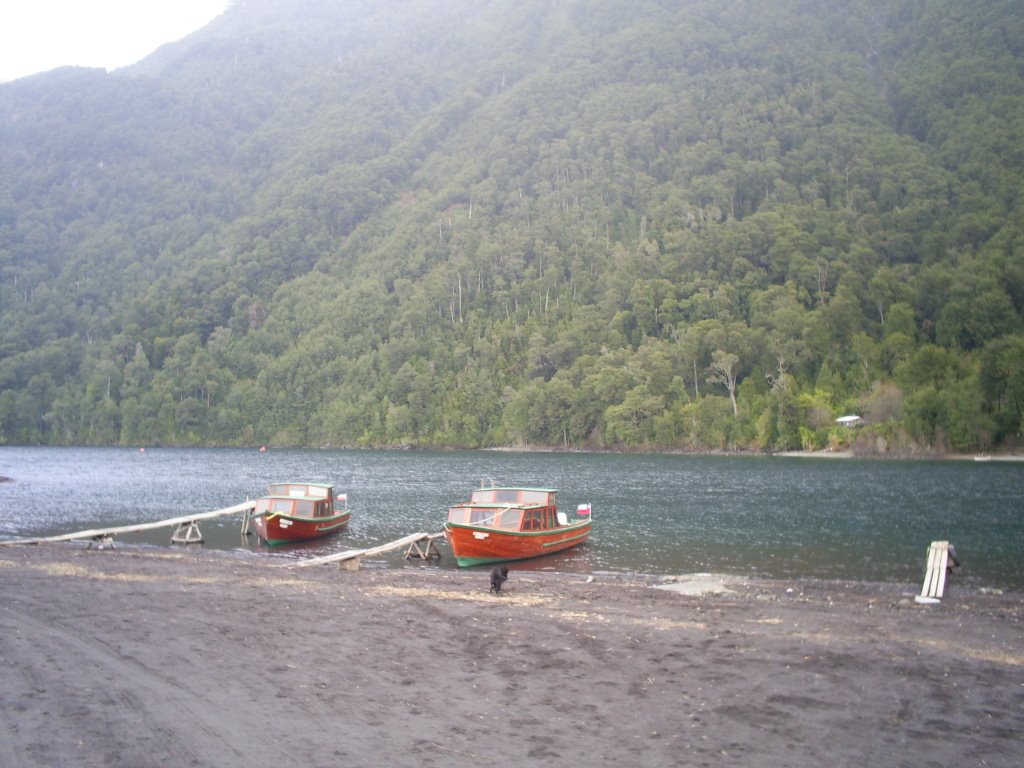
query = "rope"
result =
(464, 504, 516, 527)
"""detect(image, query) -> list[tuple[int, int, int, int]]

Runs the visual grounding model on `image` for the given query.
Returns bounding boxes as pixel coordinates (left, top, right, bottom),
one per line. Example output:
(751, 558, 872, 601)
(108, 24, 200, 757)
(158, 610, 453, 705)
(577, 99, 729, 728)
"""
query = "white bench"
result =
(914, 540, 954, 605)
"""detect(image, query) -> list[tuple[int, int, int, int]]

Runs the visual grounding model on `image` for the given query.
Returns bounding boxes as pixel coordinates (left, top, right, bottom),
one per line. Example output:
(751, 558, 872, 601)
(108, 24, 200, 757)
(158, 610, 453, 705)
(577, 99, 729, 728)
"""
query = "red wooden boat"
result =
(251, 482, 351, 546)
(444, 485, 592, 567)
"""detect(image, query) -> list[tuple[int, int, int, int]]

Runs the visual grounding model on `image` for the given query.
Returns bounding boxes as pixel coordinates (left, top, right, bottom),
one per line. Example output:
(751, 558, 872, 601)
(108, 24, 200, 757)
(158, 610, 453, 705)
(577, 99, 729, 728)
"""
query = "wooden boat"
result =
(251, 482, 351, 546)
(444, 485, 592, 567)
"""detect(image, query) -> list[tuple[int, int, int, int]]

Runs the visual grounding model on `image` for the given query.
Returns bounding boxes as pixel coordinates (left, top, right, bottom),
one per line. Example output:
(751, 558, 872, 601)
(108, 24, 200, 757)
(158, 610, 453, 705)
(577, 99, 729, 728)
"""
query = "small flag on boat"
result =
(577, 503, 592, 515)
(337, 493, 347, 503)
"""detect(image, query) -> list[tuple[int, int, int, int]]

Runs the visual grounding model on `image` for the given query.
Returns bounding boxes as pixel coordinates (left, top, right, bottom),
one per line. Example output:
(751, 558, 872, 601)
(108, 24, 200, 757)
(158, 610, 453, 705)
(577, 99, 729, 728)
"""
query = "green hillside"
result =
(1, 0, 1022, 454)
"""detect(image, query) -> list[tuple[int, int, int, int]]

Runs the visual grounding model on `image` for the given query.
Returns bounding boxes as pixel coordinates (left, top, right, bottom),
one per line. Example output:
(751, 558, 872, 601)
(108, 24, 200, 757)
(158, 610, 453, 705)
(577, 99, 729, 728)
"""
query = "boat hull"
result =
(253, 511, 351, 546)
(444, 520, 591, 567)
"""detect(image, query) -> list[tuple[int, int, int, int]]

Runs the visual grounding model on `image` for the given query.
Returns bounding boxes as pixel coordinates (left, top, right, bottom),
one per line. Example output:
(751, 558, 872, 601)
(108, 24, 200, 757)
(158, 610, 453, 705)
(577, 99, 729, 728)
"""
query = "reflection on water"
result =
(0, 447, 1021, 591)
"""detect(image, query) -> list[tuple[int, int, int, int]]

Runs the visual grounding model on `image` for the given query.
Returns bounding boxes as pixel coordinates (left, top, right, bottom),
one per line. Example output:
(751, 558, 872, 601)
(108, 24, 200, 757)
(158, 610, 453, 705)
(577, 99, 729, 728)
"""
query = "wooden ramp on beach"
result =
(291, 531, 444, 570)
(914, 540, 953, 605)
(0, 501, 257, 548)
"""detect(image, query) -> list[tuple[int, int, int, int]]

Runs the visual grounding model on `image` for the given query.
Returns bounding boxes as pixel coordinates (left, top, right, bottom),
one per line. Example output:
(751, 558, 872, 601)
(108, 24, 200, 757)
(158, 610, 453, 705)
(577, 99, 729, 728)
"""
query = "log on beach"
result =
(0, 546, 1021, 768)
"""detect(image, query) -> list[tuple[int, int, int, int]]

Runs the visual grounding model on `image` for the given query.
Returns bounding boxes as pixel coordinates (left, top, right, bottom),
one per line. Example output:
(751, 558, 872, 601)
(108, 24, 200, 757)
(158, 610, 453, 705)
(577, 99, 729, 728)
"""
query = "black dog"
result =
(489, 566, 509, 593)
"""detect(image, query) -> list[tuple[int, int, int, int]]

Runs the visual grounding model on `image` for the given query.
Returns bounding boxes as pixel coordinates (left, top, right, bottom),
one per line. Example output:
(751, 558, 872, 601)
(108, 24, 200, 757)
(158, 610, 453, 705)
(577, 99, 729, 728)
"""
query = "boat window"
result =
(470, 508, 497, 525)
(518, 490, 551, 505)
(473, 489, 530, 504)
(521, 510, 544, 531)
(497, 510, 522, 530)
(271, 499, 292, 514)
(471, 489, 511, 503)
(294, 500, 315, 516)
(266, 484, 329, 499)
(447, 506, 470, 524)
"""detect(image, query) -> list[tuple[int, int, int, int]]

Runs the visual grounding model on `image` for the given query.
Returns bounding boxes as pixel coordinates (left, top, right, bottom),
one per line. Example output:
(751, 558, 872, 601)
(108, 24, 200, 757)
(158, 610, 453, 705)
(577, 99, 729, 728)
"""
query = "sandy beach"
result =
(1, 545, 1021, 768)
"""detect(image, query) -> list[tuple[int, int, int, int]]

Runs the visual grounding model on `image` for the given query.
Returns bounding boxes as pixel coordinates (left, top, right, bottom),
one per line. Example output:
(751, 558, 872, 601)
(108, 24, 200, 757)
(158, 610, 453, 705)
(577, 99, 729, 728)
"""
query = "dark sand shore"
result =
(1, 545, 1021, 768)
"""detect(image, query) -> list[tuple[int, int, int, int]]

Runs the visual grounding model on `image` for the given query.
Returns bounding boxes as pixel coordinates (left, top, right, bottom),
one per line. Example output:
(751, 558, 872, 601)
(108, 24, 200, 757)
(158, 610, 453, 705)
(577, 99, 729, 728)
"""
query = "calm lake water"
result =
(1, 447, 1021, 592)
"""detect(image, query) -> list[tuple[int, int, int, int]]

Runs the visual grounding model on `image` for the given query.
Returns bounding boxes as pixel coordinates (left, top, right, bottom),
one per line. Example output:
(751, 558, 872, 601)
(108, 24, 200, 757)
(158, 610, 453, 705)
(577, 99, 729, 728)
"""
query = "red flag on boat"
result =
(337, 493, 347, 503)
(577, 503, 592, 515)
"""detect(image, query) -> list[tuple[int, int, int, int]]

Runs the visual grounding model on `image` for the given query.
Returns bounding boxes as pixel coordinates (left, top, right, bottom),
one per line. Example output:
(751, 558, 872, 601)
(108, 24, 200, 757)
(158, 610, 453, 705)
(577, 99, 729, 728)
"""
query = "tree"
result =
(706, 350, 740, 417)
(979, 335, 1024, 439)
(604, 387, 664, 445)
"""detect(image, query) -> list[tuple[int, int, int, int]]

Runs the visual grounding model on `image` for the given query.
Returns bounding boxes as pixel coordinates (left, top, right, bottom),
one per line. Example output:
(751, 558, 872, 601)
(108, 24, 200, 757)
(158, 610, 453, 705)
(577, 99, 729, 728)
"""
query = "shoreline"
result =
(5, 536, 1018, 596)
(1, 545, 1021, 767)
(775, 448, 1024, 461)
(4, 444, 1023, 462)
(3, 530, 1020, 596)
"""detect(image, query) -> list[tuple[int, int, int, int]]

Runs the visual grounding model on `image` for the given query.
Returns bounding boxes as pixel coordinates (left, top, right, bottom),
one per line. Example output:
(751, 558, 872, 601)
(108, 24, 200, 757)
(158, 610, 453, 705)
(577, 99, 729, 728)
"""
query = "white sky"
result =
(0, 1, 229, 83)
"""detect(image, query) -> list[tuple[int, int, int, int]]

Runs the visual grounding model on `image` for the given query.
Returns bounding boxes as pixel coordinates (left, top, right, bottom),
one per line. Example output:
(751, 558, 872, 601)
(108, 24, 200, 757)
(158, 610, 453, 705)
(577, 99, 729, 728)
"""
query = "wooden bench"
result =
(914, 540, 952, 605)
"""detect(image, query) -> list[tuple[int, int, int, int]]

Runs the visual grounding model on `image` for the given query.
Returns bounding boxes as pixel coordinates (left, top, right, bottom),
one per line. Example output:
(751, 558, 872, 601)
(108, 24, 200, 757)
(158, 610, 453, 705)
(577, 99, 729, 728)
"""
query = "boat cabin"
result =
(447, 487, 562, 532)
(256, 483, 338, 519)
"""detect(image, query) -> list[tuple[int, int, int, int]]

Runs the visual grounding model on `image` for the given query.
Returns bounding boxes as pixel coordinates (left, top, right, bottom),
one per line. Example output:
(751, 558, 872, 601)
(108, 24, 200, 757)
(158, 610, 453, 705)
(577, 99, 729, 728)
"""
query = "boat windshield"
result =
(448, 506, 523, 530)
(292, 500, 315, 517)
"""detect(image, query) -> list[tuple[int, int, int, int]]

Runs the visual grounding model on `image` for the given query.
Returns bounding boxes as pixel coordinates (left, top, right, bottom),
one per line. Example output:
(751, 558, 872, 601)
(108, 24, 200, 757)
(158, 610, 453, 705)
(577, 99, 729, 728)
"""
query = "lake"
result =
(1, 447, 1021, 592)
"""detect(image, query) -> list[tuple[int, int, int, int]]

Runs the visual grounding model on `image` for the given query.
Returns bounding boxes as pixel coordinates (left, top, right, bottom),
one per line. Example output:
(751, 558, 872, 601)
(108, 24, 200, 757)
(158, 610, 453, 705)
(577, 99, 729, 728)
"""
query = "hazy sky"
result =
(0, 1, 229, 82)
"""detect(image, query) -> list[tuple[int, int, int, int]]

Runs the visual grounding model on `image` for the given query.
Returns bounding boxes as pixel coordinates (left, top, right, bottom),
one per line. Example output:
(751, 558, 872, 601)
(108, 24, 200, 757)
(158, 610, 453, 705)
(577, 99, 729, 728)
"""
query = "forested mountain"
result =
(1, 0, 1022, 454)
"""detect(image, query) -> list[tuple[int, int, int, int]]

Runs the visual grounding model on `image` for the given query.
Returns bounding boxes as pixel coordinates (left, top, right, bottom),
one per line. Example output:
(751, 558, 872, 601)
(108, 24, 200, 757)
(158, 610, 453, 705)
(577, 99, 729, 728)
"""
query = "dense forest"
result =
(1, 0, 1022, 454)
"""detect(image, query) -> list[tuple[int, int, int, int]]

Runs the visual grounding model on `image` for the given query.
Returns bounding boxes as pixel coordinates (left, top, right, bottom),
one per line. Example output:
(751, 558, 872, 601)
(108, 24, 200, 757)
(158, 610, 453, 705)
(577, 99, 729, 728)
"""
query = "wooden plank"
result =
(922, 541, 943, 597)
(916, 540, 949, 604)
(921, 544, 937, 595)
(291, 532, 443, 568)
(0, 501, 257, 546)
(932, 541, 948, 598)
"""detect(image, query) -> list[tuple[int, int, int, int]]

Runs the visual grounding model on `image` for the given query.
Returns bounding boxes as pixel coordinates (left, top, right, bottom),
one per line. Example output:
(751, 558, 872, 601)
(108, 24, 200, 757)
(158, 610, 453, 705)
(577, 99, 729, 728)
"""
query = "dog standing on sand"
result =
(489, 566, 509, 593)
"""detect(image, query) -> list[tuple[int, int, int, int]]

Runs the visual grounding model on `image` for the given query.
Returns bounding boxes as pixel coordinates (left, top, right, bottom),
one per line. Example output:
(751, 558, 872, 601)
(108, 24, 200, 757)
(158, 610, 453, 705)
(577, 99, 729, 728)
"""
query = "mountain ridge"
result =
(1, 0, 1022, 453)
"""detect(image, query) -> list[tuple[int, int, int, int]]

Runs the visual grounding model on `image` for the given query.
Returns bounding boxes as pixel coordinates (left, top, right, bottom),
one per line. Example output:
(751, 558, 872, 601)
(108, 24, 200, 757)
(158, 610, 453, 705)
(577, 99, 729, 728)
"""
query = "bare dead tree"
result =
(706, 350, 739, 417)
